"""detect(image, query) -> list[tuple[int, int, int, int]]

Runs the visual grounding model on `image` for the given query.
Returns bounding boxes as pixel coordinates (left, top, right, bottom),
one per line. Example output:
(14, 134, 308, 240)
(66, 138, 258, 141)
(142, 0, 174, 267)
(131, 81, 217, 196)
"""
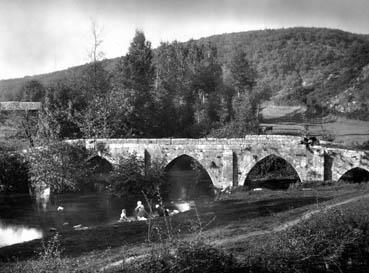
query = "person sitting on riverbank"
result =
(134, 201, 147, 221)
(155, 204, 169, 217)
(119, 209, 130, 222)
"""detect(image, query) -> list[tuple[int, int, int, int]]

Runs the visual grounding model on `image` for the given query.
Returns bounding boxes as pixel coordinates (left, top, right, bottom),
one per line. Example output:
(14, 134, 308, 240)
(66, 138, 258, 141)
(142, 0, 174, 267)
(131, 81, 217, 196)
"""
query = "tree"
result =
(230, 49, 257, 96)
(155, 41, 195, 137)
(89, 20, 105, 63)
(38, 81, 84, 140)
(214, 48, 260, 136)
(190, 44, 224, 133)
(74, 20, 114, 138)
(21, 80, 45, 102)
(114, 30, 156, 136)
(251, 81, 272, 118)
(155, 41, 225, 137)
(107, 153, 166, 203)
(26, 141, 92, 193)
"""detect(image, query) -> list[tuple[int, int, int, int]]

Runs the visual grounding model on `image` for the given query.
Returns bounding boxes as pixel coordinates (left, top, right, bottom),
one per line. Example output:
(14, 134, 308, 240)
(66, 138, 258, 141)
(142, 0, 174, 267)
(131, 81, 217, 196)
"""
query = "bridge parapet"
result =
(76, 135, 304, 146)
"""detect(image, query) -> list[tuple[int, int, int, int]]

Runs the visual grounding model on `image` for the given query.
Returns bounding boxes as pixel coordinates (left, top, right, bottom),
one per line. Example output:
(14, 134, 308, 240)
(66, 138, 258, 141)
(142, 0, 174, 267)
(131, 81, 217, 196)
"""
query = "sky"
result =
(1, 0, 369, 80)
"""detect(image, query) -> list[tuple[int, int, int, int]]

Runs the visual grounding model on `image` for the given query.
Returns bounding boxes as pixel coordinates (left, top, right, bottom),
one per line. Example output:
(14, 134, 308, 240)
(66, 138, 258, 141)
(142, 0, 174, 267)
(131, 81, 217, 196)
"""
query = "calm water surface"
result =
(0, 192, 134, 247)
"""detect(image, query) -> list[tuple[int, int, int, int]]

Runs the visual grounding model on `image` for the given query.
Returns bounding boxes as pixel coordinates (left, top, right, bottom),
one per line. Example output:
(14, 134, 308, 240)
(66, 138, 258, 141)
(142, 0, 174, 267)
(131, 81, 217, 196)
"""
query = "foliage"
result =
(38, 232, 62, 261)
(107, 152, 167, 202)
(124, 241, 241, 273)
(3, 27, 369, 140)
(229, 49, 257, 94)
(26, 141, 92, 192)
(1, 232, 71, 273)
(113, 30, 157, 136)
(0, 146, 29, 193)
(20, 80, 45, 102)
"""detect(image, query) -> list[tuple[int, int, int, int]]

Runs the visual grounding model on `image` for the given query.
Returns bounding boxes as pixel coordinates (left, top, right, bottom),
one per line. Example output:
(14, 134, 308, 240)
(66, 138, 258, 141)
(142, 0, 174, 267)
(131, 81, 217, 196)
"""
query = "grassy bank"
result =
(1, 183, 369, 272)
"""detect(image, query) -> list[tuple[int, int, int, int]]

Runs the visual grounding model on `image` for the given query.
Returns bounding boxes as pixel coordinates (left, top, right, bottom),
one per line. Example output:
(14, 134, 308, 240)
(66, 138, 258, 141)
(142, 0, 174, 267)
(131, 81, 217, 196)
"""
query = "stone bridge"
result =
(70, 135, 369, 189)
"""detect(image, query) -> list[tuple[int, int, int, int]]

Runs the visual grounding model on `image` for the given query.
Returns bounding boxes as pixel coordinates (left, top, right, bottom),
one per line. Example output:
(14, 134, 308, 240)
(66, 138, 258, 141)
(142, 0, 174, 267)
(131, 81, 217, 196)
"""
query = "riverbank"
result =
(2, 183, 369, 272)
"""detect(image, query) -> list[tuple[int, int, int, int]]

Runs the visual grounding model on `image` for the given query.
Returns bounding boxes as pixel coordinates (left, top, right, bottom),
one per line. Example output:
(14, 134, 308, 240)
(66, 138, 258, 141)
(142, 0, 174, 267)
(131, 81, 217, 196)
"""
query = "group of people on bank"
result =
(118, 200, 179, 222)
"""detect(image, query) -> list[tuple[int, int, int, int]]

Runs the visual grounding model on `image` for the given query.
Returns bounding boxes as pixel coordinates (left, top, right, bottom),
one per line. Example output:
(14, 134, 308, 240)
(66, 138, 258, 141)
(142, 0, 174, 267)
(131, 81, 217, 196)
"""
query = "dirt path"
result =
(100, 193, 369, 271)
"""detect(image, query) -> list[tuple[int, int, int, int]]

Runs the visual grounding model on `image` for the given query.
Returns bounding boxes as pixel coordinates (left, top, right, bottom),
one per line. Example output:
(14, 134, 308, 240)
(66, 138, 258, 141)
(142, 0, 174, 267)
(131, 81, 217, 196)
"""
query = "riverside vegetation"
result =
(1, 27, 369, 272)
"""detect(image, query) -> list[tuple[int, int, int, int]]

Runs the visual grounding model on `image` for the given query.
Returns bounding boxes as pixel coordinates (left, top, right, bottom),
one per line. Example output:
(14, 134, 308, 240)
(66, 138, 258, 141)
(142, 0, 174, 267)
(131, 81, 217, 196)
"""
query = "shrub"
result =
(26, 141, 93, 193)
(123, 241, 242, 273)
(0, 149, 29, 193)
(1, 233, 71, 273)
(107, 152, 167, 203)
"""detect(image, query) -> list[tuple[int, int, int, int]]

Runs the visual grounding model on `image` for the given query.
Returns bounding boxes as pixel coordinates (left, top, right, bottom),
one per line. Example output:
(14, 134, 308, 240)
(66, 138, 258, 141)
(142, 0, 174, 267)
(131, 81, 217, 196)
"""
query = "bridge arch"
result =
(84, 155, 114, 191)
(159, 151, 224, 188)
(240, 154, 302, 188)
(164, 154, 215, 200)
(86, 155, 114, 174)
(337, 167, 369, 183)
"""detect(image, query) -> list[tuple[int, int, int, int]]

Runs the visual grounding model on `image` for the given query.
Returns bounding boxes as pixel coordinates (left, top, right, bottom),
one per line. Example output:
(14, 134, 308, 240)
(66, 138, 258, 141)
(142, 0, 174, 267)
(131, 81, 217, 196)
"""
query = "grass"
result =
(2, 182, 369, 272)
(260, 102, 369, 146)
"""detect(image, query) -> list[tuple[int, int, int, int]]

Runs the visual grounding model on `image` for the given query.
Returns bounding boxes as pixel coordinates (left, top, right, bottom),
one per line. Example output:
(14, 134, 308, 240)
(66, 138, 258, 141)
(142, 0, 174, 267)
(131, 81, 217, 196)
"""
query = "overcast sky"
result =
(1, 0, 369, 80)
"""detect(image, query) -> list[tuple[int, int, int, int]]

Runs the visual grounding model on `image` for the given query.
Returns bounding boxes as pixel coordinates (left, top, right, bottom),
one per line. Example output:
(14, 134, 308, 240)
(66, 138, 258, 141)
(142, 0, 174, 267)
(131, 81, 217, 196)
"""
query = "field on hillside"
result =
(261, 104, 369, 146)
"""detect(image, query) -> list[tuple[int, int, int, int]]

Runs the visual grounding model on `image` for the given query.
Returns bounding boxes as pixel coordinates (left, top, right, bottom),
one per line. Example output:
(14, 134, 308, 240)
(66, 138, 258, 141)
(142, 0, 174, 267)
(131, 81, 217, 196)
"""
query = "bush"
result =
(0, 147, 29, 193)
(26, 141, 93, 193)
(1, 233, 71, 273)
(107, 152, 167, 202)
(123, 241, 242, 273)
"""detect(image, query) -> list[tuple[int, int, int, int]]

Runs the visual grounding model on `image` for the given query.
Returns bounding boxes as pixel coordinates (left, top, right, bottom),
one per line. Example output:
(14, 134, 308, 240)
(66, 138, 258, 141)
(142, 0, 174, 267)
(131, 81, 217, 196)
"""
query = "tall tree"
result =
(76, 20, 114, 138)
(114, 30, 156, 136)
(210, 48, 261, 137)
(155, 41, 197, 137)
(230, 49, 257, 97)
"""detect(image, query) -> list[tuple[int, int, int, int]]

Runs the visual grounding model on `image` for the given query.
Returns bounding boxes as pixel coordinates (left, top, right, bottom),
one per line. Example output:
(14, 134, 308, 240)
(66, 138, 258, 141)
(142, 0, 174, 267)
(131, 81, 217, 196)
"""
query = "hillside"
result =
(2, 27, 369, 113)
(1, 27, 369, 145)
(0, 57, 120, 101)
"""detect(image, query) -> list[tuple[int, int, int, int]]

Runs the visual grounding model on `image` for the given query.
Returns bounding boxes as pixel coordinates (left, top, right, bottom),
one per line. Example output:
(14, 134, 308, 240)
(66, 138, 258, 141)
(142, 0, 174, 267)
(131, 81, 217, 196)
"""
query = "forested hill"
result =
(1, 27, 369, 119)
(196, 28, 369, 118)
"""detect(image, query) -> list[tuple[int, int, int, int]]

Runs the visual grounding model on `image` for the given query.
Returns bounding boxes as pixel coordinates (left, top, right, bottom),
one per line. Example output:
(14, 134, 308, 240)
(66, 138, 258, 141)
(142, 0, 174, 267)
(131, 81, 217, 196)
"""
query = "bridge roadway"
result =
(68, 135, 369, 189)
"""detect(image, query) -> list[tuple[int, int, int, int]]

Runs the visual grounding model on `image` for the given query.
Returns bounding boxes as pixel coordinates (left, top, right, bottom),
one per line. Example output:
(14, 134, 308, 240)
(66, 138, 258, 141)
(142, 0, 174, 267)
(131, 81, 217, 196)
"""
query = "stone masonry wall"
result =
(67, 135, 369, 188)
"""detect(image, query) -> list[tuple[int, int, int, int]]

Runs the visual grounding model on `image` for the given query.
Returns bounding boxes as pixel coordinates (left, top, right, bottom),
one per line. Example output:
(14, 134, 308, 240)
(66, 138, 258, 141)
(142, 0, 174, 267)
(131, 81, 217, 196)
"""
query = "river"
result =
(0, 192, 135, 247)
(0, 168, 213, 248)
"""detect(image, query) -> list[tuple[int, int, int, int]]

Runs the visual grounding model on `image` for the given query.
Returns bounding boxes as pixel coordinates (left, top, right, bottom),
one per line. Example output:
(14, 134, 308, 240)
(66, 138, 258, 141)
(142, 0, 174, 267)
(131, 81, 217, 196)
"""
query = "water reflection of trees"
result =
(245, 155, 300, 190)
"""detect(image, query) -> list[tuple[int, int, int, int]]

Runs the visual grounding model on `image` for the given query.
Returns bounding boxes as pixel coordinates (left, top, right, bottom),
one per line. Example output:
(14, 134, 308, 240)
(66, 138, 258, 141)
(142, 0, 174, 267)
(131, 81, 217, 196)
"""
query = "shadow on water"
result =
(245, 179, 299, 190)
(244, 155, 301, 190)
(0, 192, 139, 251)
(0, 194, 332, 262)
(165, 155, 215, 201)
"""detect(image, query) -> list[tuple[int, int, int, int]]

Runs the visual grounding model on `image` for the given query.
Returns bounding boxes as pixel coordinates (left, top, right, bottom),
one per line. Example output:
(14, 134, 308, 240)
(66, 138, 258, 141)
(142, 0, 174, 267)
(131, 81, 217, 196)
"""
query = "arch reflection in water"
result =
(338, 167, 369, 183)
(245, 154, 301, 190)
(0, 222, 43, 247)
(165, 155, 215, 201)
